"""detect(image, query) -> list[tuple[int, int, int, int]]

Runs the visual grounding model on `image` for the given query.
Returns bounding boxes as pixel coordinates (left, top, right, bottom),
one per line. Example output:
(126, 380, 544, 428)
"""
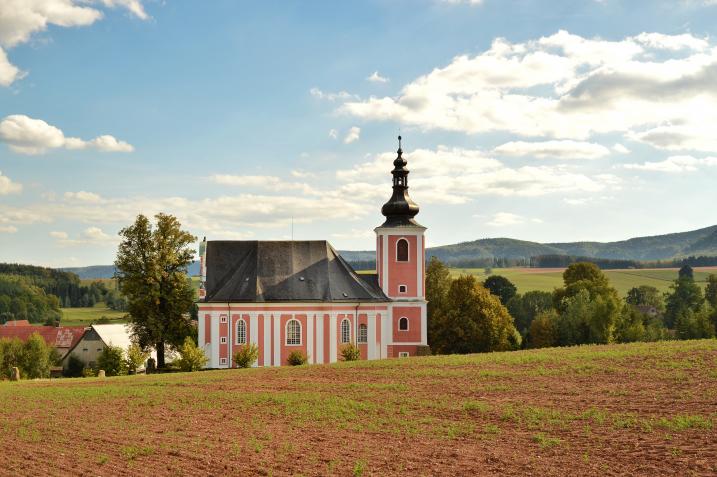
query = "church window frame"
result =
(398, 284, 407, 294)
(286, 319, 302, 346)
(341, 318, 351, 344)
(398, 317, 409, 331)
(236, 319, 247, 345)
(396, 238, 409, 262)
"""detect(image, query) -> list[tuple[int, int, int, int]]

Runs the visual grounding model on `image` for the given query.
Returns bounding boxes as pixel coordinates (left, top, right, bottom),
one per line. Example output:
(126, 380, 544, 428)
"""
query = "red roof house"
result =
(0, 326, 87, 360)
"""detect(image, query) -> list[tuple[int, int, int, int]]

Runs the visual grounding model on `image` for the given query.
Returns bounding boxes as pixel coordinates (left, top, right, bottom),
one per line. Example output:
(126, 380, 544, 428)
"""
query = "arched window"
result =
(236, 319, 247, 345)
(396, 238, 409, 262)
(358, 324, 367, 344)
(286, 319, 302, 345)
(341, 318, 351, 343)
(399, 317, 409, 331)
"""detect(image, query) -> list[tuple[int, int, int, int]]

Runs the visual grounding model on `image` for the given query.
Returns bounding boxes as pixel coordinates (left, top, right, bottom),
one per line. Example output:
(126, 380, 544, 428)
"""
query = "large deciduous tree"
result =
(115, 214, 196, 368)
(483, 275, 518, 305)
(425, 257, 452, 347)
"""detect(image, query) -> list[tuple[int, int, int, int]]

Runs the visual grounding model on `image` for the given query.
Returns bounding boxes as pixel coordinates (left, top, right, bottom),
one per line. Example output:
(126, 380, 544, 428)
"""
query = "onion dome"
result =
(380, 136, 421, 227)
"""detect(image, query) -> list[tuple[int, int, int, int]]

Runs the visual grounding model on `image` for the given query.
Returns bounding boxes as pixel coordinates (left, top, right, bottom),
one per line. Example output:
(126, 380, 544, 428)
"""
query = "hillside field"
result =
(1, 340, 716, 476)
(450, 266, 717, 296)
(60, 303, 127, 327)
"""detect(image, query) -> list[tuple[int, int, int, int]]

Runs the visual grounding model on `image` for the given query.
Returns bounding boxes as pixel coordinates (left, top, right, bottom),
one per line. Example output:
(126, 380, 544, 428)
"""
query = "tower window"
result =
(396, 238, 409, 262)
(399, 317, 409, 331)
(341, 318, 351, 344)
(398, 284, 407, 294)
(358, 324, 368, 344)
(220, 315, 227, 323)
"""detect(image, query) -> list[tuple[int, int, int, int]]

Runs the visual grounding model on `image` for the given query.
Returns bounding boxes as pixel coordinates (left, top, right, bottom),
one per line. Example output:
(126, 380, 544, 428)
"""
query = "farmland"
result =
(1, 340, 716, 476)
(450, 266, 717, 296)
(60, 303, 127, 327)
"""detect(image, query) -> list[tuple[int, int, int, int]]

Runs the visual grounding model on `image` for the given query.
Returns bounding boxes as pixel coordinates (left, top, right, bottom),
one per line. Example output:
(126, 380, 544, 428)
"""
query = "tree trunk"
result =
(157, 341, 165, 368)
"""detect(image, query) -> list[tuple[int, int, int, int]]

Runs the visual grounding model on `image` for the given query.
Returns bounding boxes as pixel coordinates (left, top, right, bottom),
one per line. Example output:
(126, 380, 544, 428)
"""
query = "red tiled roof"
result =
(0, 326, 87, 356)
(3, 320, 31, 327)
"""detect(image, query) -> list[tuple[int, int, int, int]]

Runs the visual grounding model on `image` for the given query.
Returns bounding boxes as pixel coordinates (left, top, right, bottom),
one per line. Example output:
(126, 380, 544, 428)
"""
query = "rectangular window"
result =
(398, 284, 407, 293)
(398, 352, 409, 358)
(358, 324, 368, 344)
(220, 337, 227, 344)
(220, 358, 227, 365)
(220, 315, 227, 323)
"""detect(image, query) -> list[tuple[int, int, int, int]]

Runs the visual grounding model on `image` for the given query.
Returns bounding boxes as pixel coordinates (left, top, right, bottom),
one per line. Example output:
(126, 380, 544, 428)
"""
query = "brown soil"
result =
(1, 341, 716, 476)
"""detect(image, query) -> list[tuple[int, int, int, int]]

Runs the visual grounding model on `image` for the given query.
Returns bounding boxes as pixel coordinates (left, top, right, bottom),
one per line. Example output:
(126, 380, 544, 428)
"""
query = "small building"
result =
(64, 324, 160, 370)
(2, 320, 31, 327)
(197, 137, 428, 367)
(0, 325, 86, 367)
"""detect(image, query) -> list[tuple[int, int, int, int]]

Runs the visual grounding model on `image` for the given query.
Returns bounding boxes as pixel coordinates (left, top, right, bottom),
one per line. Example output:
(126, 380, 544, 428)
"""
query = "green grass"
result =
(60, 302, 127, 326)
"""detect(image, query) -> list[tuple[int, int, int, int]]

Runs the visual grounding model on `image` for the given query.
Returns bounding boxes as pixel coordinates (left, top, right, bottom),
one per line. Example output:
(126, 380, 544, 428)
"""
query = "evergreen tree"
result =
(664, 272, 703, 329)
(115, 213, 196, 368)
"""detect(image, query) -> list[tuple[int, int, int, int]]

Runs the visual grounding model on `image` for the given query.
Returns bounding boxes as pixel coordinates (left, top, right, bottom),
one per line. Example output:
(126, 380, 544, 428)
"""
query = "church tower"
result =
(375, 136, 427, 356)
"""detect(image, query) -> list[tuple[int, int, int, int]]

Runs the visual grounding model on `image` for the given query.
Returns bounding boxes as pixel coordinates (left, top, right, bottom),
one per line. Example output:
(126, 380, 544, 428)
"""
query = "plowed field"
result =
(2, 340, 717, 476)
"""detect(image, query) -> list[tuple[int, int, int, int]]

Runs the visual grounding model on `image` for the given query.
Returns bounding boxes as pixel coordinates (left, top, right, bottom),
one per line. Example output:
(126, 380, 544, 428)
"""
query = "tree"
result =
(615, 306, 646, 343)
(431, 275, 520, 354)
(527, 310, 558, 348)
(64, 355, 86, 378)
(483, 275, 518, 305)
(97, 345, 128, 376)
(664, 272, 703, 329)
(176, 336, 208, 371)
(425, 257, 452, 347)
(674, 306, 715, 340)
(126, 343, 150, 374)
(704, 274, 717, 308)
(507, 291, 554, 338)
(22, 333, 53, 379)
(678, 265, 694, 280)
(115, 213, 196, 368)
(625, 285, 665, 313)
(553, 262, 618, 311)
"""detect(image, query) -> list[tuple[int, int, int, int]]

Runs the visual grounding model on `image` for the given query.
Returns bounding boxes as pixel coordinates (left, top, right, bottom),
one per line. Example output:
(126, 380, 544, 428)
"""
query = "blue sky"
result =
(1, 0, 717, 266)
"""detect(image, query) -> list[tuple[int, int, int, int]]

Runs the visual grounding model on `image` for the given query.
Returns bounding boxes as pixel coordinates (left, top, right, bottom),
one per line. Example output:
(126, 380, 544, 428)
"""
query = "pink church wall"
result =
(387, 235, 418, 297)
(393, 306, 422, 342)
(258, 314, 265, 366)
(322, 313, 330, 364)
(219, 314, 228, 361)
(280, 314, 307, 366)
(204, 314, 211, 345)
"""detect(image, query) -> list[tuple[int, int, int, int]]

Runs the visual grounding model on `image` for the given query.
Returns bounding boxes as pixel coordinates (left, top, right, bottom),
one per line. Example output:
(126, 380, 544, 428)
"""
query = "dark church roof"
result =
(204, 240, 388, 303)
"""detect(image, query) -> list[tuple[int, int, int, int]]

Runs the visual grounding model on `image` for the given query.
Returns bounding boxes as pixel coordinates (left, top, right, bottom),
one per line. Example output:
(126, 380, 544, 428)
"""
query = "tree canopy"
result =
(483, 275, 518, 305)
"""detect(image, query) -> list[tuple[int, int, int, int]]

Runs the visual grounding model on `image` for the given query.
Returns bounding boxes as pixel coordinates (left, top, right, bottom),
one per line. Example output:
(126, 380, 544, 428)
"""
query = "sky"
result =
(1, 0, 717, 267)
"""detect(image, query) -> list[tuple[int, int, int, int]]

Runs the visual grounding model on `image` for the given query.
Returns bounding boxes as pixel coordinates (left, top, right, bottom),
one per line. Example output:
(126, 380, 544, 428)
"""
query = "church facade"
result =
(197, 137, 427, 367)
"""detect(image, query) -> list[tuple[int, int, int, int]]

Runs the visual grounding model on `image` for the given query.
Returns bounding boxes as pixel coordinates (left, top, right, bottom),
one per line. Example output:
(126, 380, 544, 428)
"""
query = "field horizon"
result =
(2, 340, 715, 475)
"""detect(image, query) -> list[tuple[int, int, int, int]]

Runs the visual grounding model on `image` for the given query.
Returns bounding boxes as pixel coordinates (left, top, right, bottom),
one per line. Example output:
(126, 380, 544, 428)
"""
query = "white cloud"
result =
(343, 127, 361, 144)
(341, 30, 717, 152)
(612, 143, 630, 154)
(0, 0, 149, 86)
(51, 226, 117, 246)
(493, 140, 610, 159)
(623, 155, 717, 172)
(328, 128, 338, 139)
(485, 212, 526, 227)
(0, 115, 133, 154)
(209, 174, 317, 194)
(0, 171, 22, 195)
(367, 71, 389, 83)
(64, 191, 103, 203)
(0, 225, 18, 233)
(310, 88, 358, 102)
(49, 231, 69, 239)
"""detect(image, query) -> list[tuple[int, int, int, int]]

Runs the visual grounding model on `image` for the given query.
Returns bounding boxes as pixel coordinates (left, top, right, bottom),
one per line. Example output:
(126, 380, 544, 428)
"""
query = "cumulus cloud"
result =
(623, 155, 717, 172)
(341, 30, 717, 152)
(0, 0, 149, 86)
(51, 226, 117, 247)
(343, 127, 361, 144)
(310, 88, 358, 102)
(493, 140, 610, 159)
(0, 115, 133, 154)
(612, 143, 630, 154)
(0, 225, 18, 233)
(367, 71, 389, 83)
(0, 171, 22, 195)
(64, 191, 103, 202)
(328, 129, 338, 139)
(49, 231, 69, 239)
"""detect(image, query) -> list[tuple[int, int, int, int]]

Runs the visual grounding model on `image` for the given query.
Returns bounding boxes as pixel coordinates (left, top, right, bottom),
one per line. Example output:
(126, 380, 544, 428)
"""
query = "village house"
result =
(198, 137, 428, 367)
(0, 325, 86, 373)
(64, 324, 161, 370)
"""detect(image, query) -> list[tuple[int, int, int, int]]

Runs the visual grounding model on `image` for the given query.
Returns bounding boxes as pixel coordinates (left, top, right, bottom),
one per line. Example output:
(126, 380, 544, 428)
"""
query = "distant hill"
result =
(58, 225, 717, 277)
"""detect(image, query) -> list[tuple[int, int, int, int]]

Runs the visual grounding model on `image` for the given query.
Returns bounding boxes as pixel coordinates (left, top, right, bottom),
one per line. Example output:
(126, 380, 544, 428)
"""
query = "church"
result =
(197, 137, 427, 367)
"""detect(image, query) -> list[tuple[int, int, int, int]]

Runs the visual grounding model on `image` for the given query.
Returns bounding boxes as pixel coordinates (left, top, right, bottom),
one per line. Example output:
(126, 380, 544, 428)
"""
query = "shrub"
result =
(82, 367, 96, 378)
(340, 343, 361, 361)
(176, 336, 208, 372)
(97, 345, 128, 377)
(233, 343, 259, 368)
(415, 345, 432, 356)
(528, 311, 558, 349)
(126, 343, 150, 374)
(21, 333, 53, 379)
(286, 350, 308, 366)
(64, 354, 86, 378)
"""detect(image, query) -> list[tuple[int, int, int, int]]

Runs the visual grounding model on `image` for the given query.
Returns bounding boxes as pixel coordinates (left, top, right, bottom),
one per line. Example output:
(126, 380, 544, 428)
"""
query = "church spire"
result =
(380, 135, 421, 227)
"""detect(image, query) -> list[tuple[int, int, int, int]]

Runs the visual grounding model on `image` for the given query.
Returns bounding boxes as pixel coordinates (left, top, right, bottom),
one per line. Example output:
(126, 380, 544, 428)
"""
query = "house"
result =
(198, 137, 428, 367)
(2, 320, 31, 327)
(64, 324, 160, 370)
(0, 325, 86, 367)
